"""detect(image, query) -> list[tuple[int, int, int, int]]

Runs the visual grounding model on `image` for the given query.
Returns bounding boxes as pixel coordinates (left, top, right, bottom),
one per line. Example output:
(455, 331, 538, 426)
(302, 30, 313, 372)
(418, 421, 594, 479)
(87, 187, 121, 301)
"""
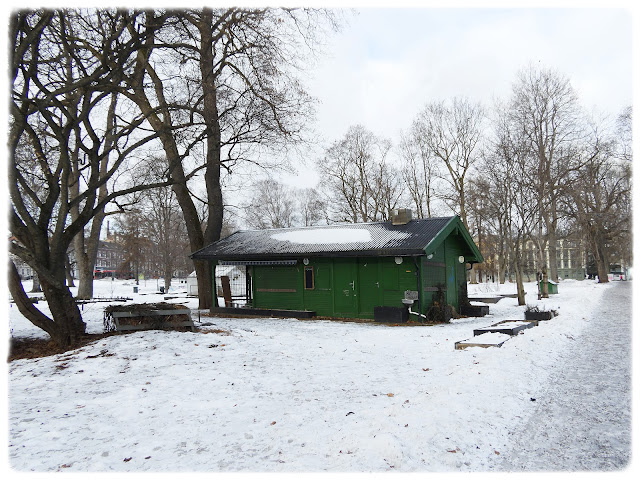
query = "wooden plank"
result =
(111, 310, 191, 318)
(114, 321, 195, 331)
(221, 275, 232, 307)
(455, 336, 510, 350)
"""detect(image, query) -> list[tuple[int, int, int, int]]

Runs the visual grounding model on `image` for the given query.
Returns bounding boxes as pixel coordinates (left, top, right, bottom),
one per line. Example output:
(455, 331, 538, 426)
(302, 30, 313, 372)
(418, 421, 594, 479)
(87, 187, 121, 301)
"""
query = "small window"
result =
(304, 266, 314, 290)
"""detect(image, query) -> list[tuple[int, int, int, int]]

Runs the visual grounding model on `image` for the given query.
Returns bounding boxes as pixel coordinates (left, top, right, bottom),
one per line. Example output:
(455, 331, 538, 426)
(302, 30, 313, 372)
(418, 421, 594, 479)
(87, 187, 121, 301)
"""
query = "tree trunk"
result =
(9, 262, 56, 338)
(41, 279, 87, 349)
(76, 260, 95, 299)
(594, 240, 609, 283)
(197, 8, 225, 309)
(547, 229, 559, 282)
(498, 249, 507, 284)
(9, 261, 86, 350)
(30, 272, 42, 293)
(65, 254, 75, 287)
(194, 259, 212, 309)
(513, 252, 526, 306)
(164, 265, 172, 292)
(541, 264, 549, 298)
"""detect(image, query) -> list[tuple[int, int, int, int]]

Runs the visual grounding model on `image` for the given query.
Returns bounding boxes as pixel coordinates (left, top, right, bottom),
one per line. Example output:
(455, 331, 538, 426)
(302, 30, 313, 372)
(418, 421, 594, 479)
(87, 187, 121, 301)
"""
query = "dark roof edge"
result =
(191, 249, 427, 261)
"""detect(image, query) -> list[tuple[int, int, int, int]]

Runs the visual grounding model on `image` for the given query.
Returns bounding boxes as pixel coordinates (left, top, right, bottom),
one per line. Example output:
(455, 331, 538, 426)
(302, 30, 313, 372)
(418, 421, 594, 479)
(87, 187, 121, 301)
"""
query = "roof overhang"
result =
(423, 216, 484, 264)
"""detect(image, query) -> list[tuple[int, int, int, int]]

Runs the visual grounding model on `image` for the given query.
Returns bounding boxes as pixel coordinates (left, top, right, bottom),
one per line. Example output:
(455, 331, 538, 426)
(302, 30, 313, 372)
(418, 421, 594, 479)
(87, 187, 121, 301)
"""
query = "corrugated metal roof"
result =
(191, 217, 455, 260)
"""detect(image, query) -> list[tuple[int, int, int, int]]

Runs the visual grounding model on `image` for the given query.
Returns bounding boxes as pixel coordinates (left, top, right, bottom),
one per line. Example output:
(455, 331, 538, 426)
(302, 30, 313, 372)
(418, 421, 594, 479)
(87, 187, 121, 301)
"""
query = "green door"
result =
(333, 259, 357, 317)
(358, 258, 381, 317)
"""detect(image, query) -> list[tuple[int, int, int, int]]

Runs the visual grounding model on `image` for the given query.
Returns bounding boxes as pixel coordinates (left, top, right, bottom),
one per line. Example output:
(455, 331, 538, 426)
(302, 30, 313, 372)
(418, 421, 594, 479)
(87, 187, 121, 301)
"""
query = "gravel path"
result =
(498, 281, 632, 471)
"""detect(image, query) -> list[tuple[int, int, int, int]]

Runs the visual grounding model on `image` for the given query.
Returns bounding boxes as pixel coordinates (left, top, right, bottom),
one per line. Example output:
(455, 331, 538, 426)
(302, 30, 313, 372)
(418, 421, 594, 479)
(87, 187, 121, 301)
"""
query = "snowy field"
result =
(6, 277, 633, 472)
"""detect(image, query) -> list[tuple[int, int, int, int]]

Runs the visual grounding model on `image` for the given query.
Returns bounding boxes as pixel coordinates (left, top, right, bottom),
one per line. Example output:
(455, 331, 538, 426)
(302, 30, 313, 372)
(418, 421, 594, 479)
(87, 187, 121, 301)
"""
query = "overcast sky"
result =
(277, 5, 634, 188)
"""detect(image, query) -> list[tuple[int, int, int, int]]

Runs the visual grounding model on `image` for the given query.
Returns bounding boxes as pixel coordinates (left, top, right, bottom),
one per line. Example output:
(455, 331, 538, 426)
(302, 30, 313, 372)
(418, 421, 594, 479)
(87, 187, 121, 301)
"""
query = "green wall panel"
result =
(253, 265, 304, 310)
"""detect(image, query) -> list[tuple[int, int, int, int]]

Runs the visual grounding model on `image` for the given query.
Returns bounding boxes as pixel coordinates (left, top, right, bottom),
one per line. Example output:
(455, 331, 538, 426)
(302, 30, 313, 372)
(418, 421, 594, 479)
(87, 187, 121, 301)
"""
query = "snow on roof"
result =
(271, 228, 373, 245)
(190, 217, 458, 260)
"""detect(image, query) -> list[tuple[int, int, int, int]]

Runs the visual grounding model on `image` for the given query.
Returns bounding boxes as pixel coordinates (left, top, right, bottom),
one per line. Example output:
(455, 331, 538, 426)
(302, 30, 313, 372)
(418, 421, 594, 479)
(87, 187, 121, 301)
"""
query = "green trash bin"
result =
(538, 280, 558, 294)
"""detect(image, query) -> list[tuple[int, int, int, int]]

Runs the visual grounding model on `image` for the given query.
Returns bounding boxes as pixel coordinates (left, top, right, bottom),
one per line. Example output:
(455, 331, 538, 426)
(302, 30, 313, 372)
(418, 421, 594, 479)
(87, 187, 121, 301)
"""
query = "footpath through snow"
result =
(497, 281, 632, 470)
(6, 278, 633, 472)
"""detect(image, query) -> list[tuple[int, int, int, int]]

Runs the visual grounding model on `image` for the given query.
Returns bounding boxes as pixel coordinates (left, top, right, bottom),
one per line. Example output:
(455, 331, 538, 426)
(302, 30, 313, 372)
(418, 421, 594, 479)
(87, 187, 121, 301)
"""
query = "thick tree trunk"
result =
(164, 265, 172, 292)
(76, 261, 95, 299)
(9, 261, 86, 350)
(596, 260, 609, 283)
(40, 279, 86, 349)
(197, 8, 225, 310)
(594, 241, 610, 283)
(9, 262, 57, 339)
(194, 259, 212, 309)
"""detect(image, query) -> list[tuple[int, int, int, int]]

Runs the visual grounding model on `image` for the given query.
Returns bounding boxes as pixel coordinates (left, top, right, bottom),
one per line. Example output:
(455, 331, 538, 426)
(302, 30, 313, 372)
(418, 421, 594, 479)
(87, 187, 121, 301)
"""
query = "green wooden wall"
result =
(223, 229, 474, 319)
(249, 256, 424, 319)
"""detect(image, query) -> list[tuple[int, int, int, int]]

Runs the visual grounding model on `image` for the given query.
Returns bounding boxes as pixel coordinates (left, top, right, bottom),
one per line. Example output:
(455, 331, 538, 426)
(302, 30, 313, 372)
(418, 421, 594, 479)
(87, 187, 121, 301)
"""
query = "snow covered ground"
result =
(6, 277, 633, 472)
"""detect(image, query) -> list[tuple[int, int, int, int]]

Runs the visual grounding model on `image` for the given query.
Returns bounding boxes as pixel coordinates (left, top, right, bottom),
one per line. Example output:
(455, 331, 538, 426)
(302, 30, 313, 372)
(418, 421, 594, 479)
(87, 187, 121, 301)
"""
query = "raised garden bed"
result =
(524, 309, 555, 321)
(467, 296, 502, 304)
(455, 332, 512, 350)
(103, 302, 195, 333)
(473, 320, 536, 336)
(460, 303, 490, 317)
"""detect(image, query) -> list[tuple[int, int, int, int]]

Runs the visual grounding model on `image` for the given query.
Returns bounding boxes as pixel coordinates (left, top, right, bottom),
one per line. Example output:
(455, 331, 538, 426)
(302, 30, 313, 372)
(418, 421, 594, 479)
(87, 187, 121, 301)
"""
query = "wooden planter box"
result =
(455, 333, 511, 350)
(460, 304, 490, 317)
(104, 303, 195, 332)
(525, 310, 554, 321)
(473, 320, 536, 336)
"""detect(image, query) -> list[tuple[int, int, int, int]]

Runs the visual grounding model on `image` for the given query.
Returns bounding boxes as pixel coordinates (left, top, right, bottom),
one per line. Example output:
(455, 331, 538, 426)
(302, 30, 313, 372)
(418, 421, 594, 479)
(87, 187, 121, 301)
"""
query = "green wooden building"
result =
(191, 213, 483, 321)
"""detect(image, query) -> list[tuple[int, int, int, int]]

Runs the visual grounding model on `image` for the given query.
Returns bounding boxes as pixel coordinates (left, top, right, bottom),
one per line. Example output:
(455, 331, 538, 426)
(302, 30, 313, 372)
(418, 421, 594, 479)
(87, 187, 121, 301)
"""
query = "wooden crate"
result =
(104, 304, 195, 332)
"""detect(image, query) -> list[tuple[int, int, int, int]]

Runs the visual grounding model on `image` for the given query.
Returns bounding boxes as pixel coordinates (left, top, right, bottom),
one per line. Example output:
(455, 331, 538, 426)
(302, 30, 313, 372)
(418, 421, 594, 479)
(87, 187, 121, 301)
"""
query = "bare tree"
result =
(488, 102, 540, 305)
(244, 179, 297, 229)
(564, 119, 631, 283)
(508, 65, 582, 290)
(414, 97, 484, 228)
(141, 186, 190, 292)
(124, 8, 337, 309)
(318, 125, 401, 223)
(297, 188, 328, 227)
(398, 124, 440, 218)
(9, 10, 168, 349)
(615, 105, 632, 163)
(243, 179, 327, 229)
